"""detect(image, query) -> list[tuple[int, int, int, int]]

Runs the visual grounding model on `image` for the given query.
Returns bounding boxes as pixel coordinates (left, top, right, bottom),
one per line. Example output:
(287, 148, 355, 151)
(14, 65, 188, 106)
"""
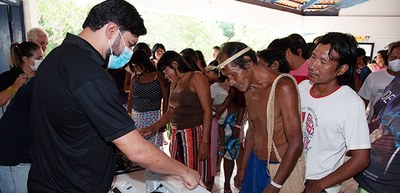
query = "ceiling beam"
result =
(325, 0, 368, 11)
(237, 0, 303, 15)
(264, 0, 279, 3)
(299, 0, 320, 11)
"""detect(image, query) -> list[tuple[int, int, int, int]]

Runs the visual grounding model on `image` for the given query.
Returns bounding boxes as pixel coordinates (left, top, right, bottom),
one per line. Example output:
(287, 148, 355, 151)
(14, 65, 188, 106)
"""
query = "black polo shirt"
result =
(0, 79, 33, 166)
(28, 33, 136, 193)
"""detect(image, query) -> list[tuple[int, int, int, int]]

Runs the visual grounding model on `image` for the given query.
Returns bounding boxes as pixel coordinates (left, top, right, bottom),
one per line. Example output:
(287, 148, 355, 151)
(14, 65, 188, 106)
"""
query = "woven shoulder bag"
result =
(266, 74, 305, 193)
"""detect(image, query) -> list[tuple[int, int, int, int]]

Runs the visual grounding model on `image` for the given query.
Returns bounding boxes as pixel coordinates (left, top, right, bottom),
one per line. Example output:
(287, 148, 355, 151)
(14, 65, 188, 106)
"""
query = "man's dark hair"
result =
(257, 49, 291, 73)
(288, 33, 310, 59)
(267, 37, 299, 57)
(388, 41, 400, 59)
(357, 47, 368, 64)
(82, 0, 146, 36)
(218, 42, 257, 70)
(377, 50, 388, 66)
(357, 47, 366, 57)
(318, 32, 357, 88)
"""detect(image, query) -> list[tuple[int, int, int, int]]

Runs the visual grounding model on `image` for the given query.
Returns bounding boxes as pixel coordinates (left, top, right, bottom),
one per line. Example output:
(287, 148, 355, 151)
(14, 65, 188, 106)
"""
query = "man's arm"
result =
(357, 76, 372, 109)
(113, 130, 203, 189)
(304, 149, 370, 193)
(265, 78, 303, 193)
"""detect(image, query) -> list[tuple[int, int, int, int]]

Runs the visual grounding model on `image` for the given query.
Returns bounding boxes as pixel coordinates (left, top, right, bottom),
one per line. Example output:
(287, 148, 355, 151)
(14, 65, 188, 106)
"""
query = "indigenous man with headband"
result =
(217, 42, 303, 193)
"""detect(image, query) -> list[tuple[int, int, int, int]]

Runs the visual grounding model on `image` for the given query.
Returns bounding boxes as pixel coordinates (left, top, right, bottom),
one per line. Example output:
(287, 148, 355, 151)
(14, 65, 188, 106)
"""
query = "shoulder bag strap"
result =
(267, 73, 301, 163)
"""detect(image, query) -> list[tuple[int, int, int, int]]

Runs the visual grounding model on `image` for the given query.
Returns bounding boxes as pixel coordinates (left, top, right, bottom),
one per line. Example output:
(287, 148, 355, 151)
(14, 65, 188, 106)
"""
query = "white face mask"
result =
(30, 59, 43, 71)
(388, 59, 400, 72)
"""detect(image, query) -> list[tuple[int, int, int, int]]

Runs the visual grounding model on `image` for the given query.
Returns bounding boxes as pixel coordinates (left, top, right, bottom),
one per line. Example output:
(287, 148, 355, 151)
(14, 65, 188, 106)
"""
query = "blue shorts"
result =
(240, 151, 278, 193)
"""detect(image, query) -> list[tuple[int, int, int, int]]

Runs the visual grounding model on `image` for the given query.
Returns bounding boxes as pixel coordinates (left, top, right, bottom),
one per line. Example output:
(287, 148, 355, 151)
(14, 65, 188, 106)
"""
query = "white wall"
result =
(303, 16, 400, 53)
(305, 0, 400, 57)
(23, 0, 39, 33)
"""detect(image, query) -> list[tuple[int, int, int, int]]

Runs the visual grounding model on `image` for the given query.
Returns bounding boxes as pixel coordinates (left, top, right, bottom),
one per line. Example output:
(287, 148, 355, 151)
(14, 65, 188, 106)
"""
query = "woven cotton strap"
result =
(267, 74, 301, 164)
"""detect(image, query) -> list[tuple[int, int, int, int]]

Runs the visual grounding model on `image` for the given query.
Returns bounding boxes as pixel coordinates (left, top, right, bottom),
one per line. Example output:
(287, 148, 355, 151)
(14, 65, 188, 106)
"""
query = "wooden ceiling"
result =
(236, 0, 369, 16)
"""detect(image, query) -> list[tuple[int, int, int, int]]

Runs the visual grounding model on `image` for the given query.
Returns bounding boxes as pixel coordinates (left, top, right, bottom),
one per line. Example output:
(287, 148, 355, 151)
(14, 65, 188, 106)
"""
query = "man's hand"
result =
(233, 175, 242, 189)
(304, 180, 324, 193)
(235, 169, 245, 189)
(181, 168, 205, 190)
(263, 184, 280, 193)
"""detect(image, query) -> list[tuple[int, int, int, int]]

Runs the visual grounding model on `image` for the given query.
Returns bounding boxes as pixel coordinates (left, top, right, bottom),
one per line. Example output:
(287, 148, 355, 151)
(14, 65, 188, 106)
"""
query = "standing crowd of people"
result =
(0, 0, 399, 193)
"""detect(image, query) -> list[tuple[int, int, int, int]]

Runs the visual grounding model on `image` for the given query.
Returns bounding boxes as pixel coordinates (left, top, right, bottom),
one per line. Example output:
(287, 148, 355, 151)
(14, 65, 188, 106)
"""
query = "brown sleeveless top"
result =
(169, 72, 203, 129)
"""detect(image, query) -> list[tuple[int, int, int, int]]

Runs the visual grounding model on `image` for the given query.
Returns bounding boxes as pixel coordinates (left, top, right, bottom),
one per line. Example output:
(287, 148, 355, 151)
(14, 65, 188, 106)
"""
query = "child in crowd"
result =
(205, 60, 244, 192)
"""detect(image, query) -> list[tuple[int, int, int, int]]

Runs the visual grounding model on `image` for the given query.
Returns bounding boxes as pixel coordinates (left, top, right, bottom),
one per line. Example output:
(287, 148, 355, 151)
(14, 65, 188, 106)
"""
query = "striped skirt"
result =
(169, 125, 212, 183)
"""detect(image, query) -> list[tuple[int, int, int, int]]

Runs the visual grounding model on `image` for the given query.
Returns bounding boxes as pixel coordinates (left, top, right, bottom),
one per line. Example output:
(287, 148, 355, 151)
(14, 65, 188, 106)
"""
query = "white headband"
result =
(218, 47, 251, 69)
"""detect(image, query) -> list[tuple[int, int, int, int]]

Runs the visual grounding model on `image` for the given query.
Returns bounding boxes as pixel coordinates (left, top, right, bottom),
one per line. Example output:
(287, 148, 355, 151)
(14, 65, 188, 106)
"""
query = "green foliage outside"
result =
(37, 0, 278, 62)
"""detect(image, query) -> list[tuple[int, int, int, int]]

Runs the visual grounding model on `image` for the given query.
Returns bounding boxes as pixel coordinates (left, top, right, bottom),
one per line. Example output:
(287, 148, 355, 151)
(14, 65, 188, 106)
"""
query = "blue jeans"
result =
(0, 163, 31, 193)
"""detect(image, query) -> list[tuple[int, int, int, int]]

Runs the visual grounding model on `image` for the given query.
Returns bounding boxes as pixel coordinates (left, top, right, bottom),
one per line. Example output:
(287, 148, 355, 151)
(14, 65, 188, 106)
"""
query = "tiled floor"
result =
(212, 169, 240, 193)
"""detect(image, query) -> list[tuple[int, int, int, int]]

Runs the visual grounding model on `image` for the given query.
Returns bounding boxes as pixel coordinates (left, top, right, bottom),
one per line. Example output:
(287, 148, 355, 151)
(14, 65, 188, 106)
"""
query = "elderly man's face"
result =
(34, 33, 49, 53)
(219, 54, 252, 92)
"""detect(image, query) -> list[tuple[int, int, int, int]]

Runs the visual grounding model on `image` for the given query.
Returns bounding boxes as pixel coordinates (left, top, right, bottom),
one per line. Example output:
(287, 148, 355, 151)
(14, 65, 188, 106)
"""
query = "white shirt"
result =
(299, 80, 371, 193)
(210, 81, 229, 124)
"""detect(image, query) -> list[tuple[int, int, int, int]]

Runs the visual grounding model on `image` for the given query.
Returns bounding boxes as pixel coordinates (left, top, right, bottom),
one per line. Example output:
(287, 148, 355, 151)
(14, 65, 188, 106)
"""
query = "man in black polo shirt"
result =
(27, 0, 201, 192)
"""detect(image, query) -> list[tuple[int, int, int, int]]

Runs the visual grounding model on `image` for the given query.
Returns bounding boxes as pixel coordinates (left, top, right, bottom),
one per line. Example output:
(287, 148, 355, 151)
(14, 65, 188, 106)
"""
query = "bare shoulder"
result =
(275, 76, 298, 94)
(189, 71, 209, 90)
(192, 71, 207, 79)
(191, 71, 209, 84)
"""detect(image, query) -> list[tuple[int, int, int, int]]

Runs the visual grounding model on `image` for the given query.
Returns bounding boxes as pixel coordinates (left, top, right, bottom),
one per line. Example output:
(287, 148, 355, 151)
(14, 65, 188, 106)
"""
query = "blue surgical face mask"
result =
(107, 29, 133, 69)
